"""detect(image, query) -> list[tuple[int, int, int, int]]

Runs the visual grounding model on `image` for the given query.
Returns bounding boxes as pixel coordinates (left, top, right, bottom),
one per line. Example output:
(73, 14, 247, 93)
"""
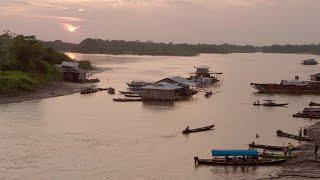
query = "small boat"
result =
(127, 81, 152, 88)
(108, 87, 115, 94)
(119, 91, 142, 95)
(113, 98, 142, 102)
(124, 94, 141, 98)
(301, 59, 318, 65)
(205, 91, 213, 97)
(182, 124, 215, 134)
(309, 101, 320, 106)
(276, 130, 313, 141)
(195, 158, 286, 166)
(293, 112, 320, 119)
(194, 149, 286, 166)
(80, 88, 99, 95)
(249, 143, 300, 151)
(253, 100, 288, 107)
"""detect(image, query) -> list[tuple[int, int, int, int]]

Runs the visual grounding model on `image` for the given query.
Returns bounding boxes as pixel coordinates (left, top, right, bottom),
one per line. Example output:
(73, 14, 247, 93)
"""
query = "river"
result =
(0, 53, 319, 179)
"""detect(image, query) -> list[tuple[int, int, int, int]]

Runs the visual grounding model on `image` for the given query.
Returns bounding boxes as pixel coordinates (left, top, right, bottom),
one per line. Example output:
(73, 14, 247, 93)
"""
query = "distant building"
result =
(311, 73, 320, 81)
(61, 61, 86, 82)
(141, 82, 184, 101)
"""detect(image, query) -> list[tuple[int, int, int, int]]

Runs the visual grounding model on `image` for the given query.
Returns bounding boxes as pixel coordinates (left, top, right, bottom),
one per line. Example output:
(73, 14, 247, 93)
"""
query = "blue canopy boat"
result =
(194, 149, 286, 166)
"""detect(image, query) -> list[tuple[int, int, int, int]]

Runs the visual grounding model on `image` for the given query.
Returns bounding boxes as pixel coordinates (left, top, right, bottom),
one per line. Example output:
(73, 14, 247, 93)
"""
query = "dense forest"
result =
(0, 32, 72, 93)
(44, 38, 320, 56)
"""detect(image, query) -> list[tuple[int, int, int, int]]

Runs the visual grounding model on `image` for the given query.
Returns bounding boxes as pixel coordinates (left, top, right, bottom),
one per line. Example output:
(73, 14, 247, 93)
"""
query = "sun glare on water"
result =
(63, 23, 79, 32)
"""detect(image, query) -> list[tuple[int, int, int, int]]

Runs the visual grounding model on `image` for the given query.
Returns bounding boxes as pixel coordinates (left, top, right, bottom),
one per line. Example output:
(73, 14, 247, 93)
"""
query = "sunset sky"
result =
(0, 0, 319, 45)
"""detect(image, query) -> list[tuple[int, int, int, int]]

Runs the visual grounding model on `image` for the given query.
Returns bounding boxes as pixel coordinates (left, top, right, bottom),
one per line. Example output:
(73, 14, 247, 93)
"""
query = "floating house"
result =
(61, 61, 87, 82)
(157, 76, 195, 87)
(188, 65, 222, 85)
(311, 73, 320, 81)
(301, 59, 318, 65)
(141, 82, 184, 101)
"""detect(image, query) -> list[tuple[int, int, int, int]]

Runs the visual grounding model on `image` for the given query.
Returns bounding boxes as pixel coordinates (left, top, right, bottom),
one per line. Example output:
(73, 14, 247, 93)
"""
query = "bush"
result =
(78, 60, 93, 70)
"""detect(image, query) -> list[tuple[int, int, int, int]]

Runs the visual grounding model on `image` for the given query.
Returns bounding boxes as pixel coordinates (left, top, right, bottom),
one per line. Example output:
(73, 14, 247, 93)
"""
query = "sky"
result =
(0, 0, 319, 45)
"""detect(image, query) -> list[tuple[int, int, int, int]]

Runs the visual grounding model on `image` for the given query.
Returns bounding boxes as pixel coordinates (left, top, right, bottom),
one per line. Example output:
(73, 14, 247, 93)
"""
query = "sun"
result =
(63, 23, 79, 32)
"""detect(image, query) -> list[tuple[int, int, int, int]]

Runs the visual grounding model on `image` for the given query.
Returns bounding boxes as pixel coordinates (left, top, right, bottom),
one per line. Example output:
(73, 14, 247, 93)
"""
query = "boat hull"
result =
(182, 125, 215, 134)
(196, 158, 286, 166)
(276, 130, 313, 141)
(249, 143, 300, 151)
(250, 83, 320, 94)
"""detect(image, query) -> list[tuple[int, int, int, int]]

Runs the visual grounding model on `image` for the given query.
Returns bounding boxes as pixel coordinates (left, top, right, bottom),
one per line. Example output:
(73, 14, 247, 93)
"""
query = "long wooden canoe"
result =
(249, 143, 300, 151)
(182, 125, 215, 134)
(276, 130, 313, 141)
(194, 157, 286, 166)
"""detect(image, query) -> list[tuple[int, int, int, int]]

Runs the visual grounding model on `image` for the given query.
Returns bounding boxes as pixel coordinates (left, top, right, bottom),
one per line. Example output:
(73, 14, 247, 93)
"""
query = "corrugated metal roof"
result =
(158, 76, 195, 86)
(141, 82, 183, 90)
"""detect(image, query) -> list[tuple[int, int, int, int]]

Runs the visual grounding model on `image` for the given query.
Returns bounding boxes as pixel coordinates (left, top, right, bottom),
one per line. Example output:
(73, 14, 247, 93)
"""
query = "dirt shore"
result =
(260, 121, 320, 179)
(0, 82, 93, 104)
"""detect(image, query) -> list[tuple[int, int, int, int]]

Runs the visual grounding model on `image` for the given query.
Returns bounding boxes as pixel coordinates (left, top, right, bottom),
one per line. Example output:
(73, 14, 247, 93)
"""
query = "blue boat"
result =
(194, 149, 286, 166)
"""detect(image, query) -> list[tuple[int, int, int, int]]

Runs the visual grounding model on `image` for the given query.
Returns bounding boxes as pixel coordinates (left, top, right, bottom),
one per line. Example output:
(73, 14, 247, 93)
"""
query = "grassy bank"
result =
(0, 71, 52, 94)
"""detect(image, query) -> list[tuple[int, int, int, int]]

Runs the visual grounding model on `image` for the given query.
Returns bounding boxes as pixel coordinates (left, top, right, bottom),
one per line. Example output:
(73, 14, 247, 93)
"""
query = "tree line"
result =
(44, 38, 320, 56)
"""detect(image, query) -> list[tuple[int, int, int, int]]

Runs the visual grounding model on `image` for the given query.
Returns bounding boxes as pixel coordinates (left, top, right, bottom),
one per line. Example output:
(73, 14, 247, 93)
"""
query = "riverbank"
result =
(261, 121, 320, 179)
(0, 82, 92, 104)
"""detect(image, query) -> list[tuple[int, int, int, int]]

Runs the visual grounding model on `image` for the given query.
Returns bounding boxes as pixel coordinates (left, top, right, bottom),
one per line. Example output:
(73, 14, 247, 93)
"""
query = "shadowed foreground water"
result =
(0, 53, 319, 179)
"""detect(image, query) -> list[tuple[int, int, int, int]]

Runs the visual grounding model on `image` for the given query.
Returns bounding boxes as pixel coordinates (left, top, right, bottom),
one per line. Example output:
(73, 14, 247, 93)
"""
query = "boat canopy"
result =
(211, 150, 258, 157)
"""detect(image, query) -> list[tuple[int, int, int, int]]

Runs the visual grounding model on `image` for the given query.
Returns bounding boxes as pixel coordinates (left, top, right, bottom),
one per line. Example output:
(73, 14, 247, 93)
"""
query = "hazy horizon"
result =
(1, 0, 320, 45)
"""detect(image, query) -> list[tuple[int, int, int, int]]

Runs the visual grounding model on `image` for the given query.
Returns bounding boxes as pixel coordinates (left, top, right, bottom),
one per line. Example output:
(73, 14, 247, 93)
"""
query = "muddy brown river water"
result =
(0, 53, 319, 179)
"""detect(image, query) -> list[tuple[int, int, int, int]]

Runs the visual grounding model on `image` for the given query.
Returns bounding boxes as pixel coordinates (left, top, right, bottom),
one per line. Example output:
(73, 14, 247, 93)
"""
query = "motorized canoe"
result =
(113, 98, 143, 102)
(253, 100, 288, 107)
(249, 143, 300, 151)
(309, 101, 320, 106)
(124, 94, 141, 98)
(293, 113, 320, 119)
(276, 130, 313, 141)
(182, 125, 215, 134)
(195, 157, 286, 166)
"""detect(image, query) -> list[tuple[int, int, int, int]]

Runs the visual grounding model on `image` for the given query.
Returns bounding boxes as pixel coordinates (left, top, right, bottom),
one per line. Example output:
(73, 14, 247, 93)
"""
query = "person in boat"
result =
(225, 156, 231, 161)
(283, 146, 288, 156)
(315, 142, 319, 157)
(185, 126, 190, 132)
(303, 128, 307, 136)
(299, 127, 302, 137)
(256, 134, 260, 138)
(288, 143, 293, 156)
(262, 149, 267, 155)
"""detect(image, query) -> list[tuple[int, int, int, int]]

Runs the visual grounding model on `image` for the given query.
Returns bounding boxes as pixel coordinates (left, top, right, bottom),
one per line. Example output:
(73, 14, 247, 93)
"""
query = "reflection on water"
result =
(0, 53, 319, 179)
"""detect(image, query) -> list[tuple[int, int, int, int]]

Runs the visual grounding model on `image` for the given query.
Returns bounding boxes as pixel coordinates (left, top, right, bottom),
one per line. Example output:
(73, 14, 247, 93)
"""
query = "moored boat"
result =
(293, 113, 320, 119)
(113, 98, 143, 102)
(194, 149, 286, 166)
(124, 94, 141, 98)
(301, 59, 318, 65)
(108, 87, 115, 94)
(127, 81, 152, 88)
(309, 101, 320, 106)
(249, 142, 300, 151)
(182, 124, 215, 134)
(250, 76, 320, 94)
(205, 91, 213, 97)
(253, 100, 288, 107)
(80, 88, 99, 94)
(276, 130, 313, 141)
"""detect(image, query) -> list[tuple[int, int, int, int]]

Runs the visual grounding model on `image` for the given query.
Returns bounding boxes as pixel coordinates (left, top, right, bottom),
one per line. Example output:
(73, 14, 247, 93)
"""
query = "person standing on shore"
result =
(315, 142, 319, 157)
